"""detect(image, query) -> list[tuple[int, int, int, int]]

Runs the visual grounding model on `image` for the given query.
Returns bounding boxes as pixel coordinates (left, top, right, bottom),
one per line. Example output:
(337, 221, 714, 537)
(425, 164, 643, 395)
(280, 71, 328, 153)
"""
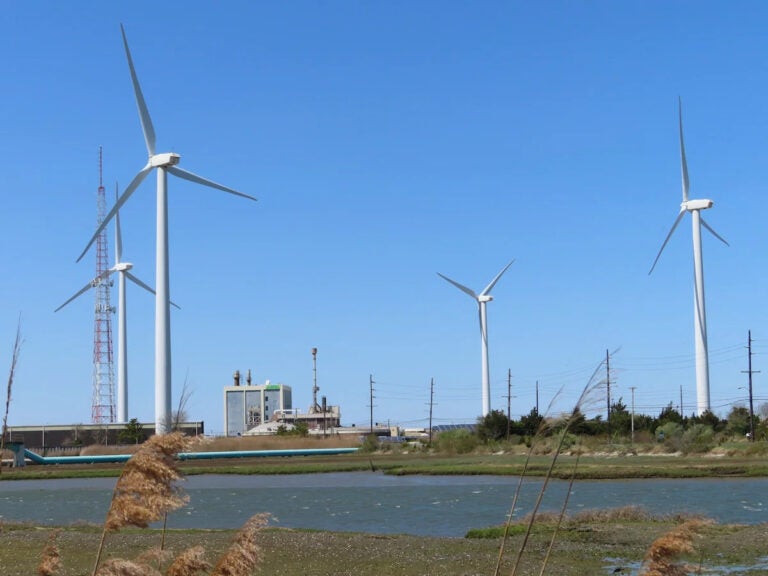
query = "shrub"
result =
(435, 429, 479, 454)
(680, 424, 714, 454)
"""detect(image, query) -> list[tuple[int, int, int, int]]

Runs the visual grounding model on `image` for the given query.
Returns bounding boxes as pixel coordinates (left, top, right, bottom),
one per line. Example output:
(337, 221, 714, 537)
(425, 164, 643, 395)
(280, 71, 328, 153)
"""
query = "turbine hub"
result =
(150, 152, 181, 168)
(682, 198, 713, 211)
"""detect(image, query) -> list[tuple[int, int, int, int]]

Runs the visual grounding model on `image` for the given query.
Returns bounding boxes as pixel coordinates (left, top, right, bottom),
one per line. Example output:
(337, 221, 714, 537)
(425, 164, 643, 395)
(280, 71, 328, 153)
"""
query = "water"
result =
(0, 473, 766, 537)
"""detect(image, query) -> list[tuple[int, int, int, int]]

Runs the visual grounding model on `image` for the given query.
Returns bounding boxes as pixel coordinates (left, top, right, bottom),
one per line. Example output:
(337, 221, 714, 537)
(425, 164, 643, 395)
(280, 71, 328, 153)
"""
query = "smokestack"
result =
(233, 370, 240, 386)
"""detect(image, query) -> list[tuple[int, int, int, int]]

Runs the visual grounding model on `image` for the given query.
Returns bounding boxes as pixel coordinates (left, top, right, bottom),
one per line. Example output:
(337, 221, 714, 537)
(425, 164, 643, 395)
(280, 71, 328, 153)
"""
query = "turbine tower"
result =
(57, 186, 174, 422)
(438, 259, 514, 416)
(77, 25, 256, 434)
(649, 98, 729, 416)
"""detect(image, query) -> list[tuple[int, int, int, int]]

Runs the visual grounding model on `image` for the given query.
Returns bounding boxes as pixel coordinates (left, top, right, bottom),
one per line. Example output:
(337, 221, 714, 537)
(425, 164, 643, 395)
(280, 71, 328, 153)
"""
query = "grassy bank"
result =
(2, 518, 767, 575)
(5, 449, 768, 481)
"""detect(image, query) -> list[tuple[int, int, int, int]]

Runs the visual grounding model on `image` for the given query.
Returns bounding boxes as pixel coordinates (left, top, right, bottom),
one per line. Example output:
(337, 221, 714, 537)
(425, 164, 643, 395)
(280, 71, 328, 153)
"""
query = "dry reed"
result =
(96, 558, 159, 576)
(0, 317, 22, 474)
(210, 513, 268, 576)
(164, 546, 210, 576)
(37, 530, 61, 576)
(93, 432, 191, 576)
(507, 361, 604, 576)
(638, 518, 713, 576)
(105, 432, 190, 530)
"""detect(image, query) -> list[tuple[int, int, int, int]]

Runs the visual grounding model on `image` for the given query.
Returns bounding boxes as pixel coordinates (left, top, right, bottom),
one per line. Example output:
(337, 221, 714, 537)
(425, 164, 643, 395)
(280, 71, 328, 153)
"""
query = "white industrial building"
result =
(224, 370, 292, 436)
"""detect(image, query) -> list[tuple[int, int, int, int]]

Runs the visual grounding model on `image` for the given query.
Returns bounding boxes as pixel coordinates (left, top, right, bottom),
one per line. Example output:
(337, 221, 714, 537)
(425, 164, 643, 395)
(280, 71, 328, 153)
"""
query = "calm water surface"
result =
(0, 473, 765, 537)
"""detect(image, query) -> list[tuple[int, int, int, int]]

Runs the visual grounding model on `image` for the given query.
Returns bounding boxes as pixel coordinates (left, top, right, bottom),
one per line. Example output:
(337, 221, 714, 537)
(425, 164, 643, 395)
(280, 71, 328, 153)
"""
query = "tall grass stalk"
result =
(509, 360, 603, 576)
(493, 391, 564, 576)
(0, 317, 22, 475)
(538, 446, 581, 576)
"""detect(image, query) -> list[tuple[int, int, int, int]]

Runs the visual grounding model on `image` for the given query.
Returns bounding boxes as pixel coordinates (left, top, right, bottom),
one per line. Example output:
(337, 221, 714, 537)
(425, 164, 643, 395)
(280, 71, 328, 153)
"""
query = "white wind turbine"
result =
(438, 259, 514, 416)
(649, 98, 728, 416)
(77, 25, 256, 434)
(57, 189, 178, 423)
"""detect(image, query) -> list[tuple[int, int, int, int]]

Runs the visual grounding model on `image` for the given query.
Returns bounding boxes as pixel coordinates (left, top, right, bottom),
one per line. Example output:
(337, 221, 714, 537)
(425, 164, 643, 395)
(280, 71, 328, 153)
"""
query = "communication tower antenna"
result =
(92, 147, 116, 423)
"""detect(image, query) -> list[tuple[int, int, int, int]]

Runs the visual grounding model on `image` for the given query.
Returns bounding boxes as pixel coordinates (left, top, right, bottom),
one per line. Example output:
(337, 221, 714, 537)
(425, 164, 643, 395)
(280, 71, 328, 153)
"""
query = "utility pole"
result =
(741, 330, 759, 442)
(369, 374, 375, 434)
(506, 369, 512, 440)
(535, 380, 539, 414)
(680, 385, 684, 419)
(428, 378, 435, 444)
(605, 349, 611, 437)
(629, 386, 636, 444)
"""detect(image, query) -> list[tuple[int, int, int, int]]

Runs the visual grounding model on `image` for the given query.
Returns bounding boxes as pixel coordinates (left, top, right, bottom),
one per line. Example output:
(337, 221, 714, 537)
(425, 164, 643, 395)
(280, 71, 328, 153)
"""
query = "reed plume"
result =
(37, 529, 61, 576)
(210, 513, 268, 576)
(105, 432, 190, 530)
(96, 558, 158, 576)
(164, 546, 210, 576)
(93, 432, 190, 576)
(639, 518, 713, 576)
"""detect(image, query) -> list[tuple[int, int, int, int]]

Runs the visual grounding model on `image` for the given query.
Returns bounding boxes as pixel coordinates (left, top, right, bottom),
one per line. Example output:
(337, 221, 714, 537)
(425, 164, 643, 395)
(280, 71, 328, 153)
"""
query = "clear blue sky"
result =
(2, 1, 767, 434)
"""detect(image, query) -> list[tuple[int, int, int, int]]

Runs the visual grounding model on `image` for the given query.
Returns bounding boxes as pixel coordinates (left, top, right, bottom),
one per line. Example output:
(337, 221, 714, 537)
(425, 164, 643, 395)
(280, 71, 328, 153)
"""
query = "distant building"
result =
(224, 374, 293, 436)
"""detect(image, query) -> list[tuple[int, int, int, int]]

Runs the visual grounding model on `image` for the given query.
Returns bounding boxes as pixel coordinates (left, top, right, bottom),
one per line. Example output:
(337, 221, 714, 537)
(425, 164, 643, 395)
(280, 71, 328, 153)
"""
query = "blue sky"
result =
(2, 1, 768, 434)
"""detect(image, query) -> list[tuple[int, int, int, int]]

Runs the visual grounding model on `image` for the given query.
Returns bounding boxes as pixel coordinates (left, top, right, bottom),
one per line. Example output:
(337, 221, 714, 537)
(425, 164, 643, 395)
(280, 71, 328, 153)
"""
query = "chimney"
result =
(247, 369, 252, 386)
(233, 369, 241, 386)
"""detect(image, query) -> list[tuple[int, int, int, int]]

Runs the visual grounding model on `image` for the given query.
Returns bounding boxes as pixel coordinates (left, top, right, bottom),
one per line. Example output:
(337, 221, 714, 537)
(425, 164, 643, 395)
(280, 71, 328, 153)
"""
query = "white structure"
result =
(57, 191, 171, 422)
(438, 259, 514, 416)
(649, 98, 728, 415)
(78, 25, 256, 434)
(224, 381, 293, 437)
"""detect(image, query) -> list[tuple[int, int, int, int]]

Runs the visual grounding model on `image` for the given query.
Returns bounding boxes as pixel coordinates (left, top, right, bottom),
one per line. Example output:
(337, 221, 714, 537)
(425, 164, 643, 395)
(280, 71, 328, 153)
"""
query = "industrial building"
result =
(223, 369, 341, 436)
(224, 370, 293, 436)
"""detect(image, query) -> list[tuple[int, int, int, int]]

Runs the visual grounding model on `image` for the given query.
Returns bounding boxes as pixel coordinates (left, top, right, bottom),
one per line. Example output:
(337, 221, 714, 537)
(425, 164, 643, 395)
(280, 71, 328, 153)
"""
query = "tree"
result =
(657, 403, 683, 426)
(726, 406, 751, 436)
(118, 418, 145, 445)
(476, 410, 510, 442)
(608, 398, 632, 436)
(519, 407, 544, 436)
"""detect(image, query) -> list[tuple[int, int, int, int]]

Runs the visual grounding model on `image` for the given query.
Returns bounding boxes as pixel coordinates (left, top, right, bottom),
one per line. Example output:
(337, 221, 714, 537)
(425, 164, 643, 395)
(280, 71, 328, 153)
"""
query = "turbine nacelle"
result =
(113, 262, 134, 272)
(478, 295, 493, 303)
(150, 153, 181, 168)
(682, 199, 713, 212)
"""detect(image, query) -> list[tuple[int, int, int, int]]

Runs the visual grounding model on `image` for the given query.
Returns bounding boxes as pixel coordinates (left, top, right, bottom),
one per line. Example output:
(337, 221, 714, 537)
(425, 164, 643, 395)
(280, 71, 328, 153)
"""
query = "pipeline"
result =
(23, 447, 359, 465)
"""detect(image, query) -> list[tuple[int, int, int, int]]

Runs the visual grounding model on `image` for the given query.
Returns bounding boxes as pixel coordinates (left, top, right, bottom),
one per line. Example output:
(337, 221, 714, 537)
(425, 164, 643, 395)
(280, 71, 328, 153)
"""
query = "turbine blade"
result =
(167, 166, 257, 201)
(700, 217, 730, 247)
(481, 259, 515, 296)
(114, 183, 123, 263)
(77, 164, 151, 263)
(679, 97, 689, 203)
(125, 271, 181, 310)
(649, 210, 686, 275)
(437, 272, 478, 299)
(55, 270, 114, 312)
(120, 24, 156, 157)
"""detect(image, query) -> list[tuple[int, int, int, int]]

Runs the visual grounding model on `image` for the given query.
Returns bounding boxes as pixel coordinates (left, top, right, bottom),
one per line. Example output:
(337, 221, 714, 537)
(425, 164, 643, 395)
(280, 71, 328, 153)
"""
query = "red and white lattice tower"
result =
(92, 147, 116, 423)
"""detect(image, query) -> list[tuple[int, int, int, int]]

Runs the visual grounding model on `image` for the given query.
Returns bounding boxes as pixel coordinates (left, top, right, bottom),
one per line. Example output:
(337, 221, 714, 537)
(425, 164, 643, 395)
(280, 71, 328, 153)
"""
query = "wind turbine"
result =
(77, 25, 256, 434)
(437, 259, 514, 416)
(648, 98, 728, 416)
(57, 188, 178, 423)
